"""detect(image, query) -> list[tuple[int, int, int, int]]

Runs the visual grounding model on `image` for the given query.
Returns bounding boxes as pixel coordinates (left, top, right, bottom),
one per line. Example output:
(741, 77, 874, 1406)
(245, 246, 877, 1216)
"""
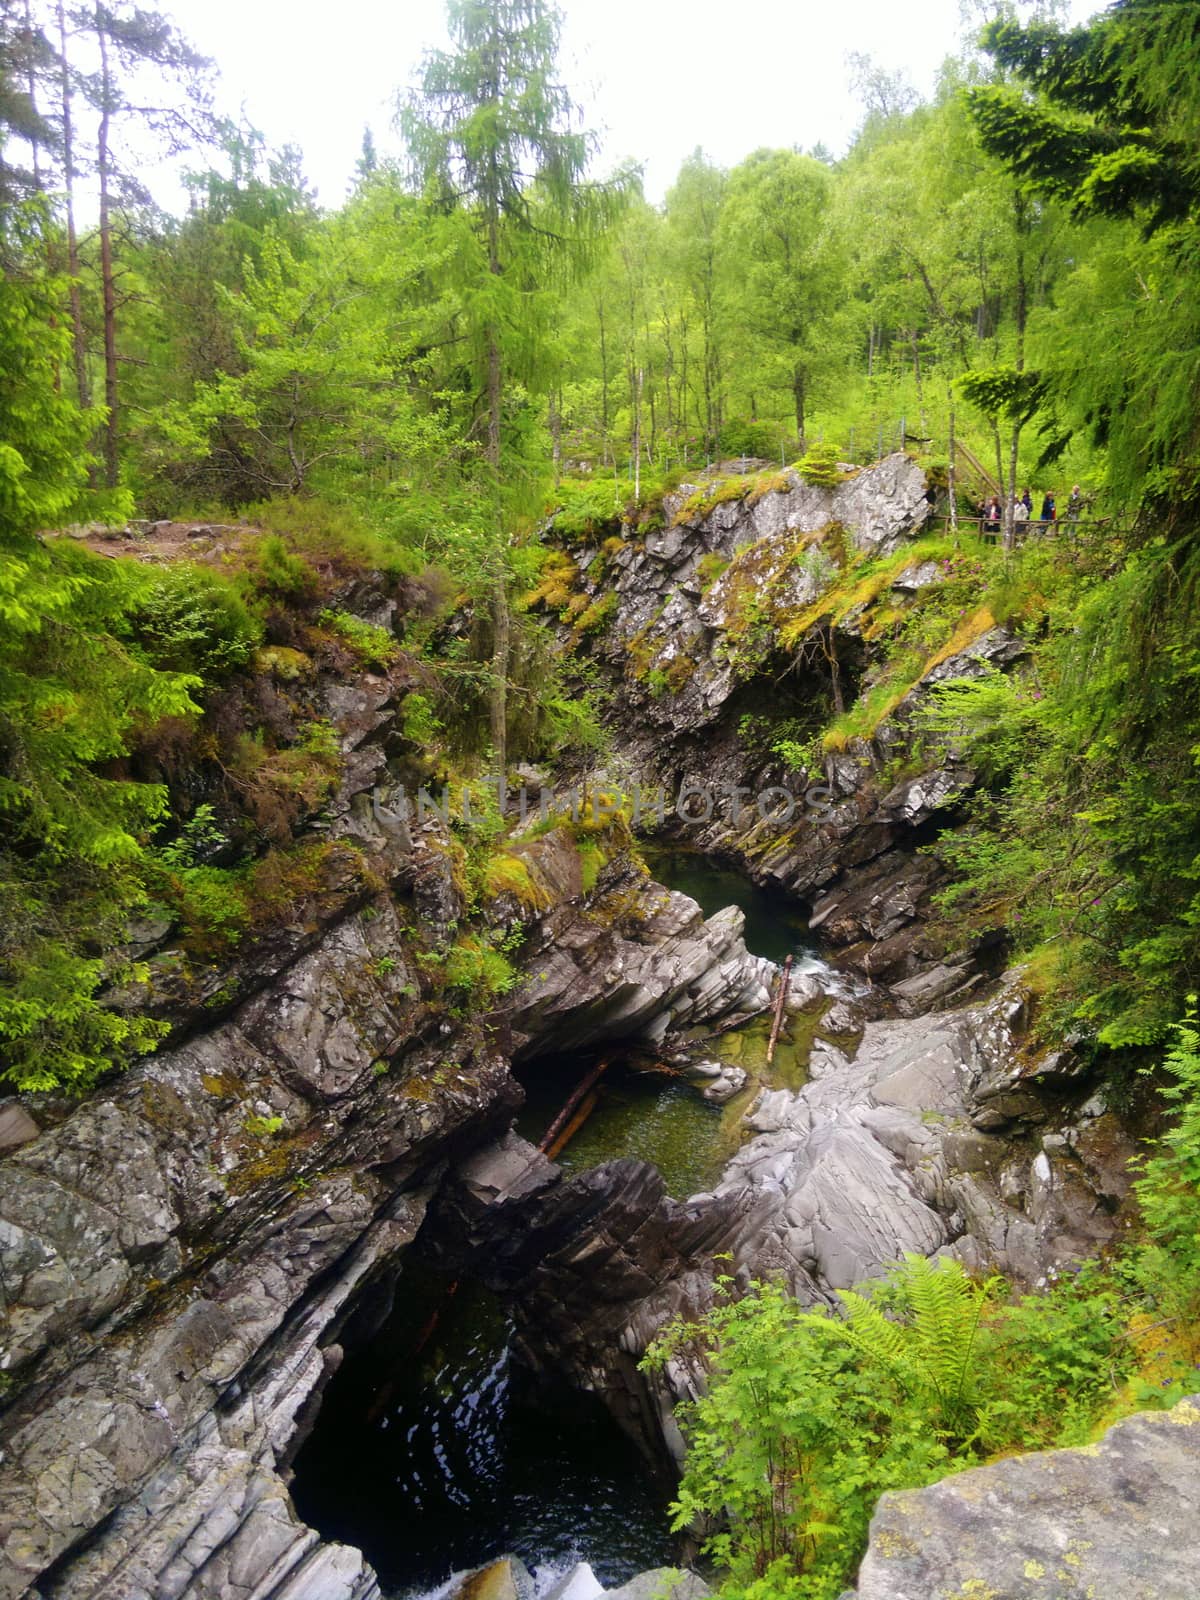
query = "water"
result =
(508, 851, 839, 1197)
(291, 1265, 675, 1598)
(640, 845, 813, 965)
(515, 1057, 726, 1198)
(293, 850, 835, 1593)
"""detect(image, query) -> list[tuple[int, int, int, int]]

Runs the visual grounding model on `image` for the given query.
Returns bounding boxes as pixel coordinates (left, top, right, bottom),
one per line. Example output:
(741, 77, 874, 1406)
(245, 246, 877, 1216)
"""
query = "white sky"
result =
(165, 0, 1100, 210)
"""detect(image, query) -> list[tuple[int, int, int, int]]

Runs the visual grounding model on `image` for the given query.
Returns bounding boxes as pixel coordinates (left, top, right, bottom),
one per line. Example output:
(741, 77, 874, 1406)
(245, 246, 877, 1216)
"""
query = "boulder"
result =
(604, 1571, 710, 1600)
(854, 1397, 1200, 1600)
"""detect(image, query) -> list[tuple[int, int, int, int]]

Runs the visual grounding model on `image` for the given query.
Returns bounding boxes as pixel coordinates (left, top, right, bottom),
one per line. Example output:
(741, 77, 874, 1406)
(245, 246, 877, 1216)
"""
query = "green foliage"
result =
(133, 564, 262, 677)
(644, 1268, 958, 1599)
(822, 1254, 997, 1446)
(243, 1112, 284, 1138)
(794, 442, 842, 487)
(645, 1243, 1189, 1600)
(0, 266, 204, 1090)
(400, 691, 445, 749)
(242, 534, 317, 602)
(976, 1264, 1132, 1452)
(1132, 1007, 1200, 1326)
(439, 931, 518, 1002)
(317, 609, 399, 669)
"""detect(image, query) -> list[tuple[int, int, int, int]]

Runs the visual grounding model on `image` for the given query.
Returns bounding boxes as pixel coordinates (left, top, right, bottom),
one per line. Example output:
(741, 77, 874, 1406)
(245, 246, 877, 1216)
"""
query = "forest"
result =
(2, 0, 1200, 1596)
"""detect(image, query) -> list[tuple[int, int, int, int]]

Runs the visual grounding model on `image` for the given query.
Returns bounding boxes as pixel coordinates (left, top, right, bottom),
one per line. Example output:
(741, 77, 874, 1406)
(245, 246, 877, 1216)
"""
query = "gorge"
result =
(0, 459, 1166, 1600)
(4, 1, 1200, 1595)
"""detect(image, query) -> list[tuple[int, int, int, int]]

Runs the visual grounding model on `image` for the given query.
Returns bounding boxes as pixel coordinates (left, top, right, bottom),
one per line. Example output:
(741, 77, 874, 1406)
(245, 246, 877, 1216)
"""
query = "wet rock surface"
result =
(420, 977, 1133, 1482)
(0, 825, 781, 1597)
(853, 1396, 1200, 1600)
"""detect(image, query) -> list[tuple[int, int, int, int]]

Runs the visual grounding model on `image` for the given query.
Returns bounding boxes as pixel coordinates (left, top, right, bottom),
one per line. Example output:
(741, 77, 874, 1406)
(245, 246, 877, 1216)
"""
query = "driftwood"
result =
(538, 1058, 608, 1153)
(766, 954, 793, 1066)
(692, 1004, 772, 1045)
(545, 1089, 600, 1161)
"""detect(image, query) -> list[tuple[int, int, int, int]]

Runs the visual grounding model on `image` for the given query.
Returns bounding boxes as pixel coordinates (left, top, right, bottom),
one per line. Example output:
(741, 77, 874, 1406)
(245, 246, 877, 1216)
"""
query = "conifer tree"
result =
(399, 0, 629, 774)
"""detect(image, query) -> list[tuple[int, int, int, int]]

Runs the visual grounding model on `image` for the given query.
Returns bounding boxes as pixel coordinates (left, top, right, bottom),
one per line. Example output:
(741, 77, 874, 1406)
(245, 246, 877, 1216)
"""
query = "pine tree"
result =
(399, 0, 629, 775)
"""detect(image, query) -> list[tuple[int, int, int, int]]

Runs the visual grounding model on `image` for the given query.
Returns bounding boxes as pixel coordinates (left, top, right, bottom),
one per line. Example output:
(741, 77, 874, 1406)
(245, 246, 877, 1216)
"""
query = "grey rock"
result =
(0, 1103, 39, 1155)
(506, 873, 774, 1058)
(854, 1396, 1200, 1600)
(604, 1571, 711, 1600)
(541, 1562, 603, 1600)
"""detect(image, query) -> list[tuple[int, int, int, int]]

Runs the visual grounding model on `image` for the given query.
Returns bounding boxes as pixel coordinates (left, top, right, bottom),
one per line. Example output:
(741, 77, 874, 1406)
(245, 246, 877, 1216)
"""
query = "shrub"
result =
(317, 608, 399, 668)
(795, 442, 842, 488)
(132, 564, 262, 678)
(440, 932, 517, 1001)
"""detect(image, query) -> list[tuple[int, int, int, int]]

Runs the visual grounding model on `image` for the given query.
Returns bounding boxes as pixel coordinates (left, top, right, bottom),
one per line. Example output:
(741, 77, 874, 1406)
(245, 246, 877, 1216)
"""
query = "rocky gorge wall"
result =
(541, 454, 1025, 1004)
(0, 558, 784, 1600)
(0, 476, 1166, 1600)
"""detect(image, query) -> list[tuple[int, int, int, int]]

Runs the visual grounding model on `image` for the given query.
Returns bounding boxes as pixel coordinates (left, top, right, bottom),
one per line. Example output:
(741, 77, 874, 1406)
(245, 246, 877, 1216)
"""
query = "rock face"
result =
(508, 875, 774, 1057)
(571, 454, 931, 741)
(417, 977, 1133, 1482)
(709, 983, 1133, 1293)
(853, 1396, 1200, 1600)
(0, 606, 783, 1599)
(546, 456, 1026, 1000)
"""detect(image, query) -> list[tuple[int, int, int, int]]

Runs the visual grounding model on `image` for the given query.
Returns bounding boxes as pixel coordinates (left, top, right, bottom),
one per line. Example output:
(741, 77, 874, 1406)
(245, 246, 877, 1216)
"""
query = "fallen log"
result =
(538, 1057, 608, 1153)
(545, 1089, 600, 1161)
(766, 953, 794, 1066)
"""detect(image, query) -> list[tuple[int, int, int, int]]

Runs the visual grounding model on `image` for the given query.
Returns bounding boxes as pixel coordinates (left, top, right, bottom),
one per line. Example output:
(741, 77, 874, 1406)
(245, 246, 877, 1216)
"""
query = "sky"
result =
(166, 0, 1100, 211)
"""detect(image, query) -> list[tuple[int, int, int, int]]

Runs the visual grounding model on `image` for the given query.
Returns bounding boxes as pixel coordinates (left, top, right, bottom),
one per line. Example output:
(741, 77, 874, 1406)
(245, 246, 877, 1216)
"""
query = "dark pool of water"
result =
(291, 1265, 675, 1598)
(640, 845, 812, 966)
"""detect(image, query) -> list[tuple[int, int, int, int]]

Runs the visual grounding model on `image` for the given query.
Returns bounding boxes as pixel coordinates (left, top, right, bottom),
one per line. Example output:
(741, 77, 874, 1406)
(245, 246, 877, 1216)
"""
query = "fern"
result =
(820, 1256, 997, 1444)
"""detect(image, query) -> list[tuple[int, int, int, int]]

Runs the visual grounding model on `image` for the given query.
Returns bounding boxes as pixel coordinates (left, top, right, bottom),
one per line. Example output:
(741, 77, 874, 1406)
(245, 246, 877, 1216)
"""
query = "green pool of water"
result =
(515, 1059, 727, 1199)
(514, 851, 837, 1200)
(640, 845, 812, 966)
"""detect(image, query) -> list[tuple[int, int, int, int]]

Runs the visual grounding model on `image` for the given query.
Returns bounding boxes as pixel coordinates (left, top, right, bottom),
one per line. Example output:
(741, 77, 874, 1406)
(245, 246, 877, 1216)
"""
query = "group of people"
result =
(978, 485, 1084, 536)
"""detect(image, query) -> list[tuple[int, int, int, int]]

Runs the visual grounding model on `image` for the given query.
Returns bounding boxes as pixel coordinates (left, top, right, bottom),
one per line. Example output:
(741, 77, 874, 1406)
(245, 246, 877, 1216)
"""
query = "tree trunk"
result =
(549, 387, 561, 485)
(485, 206, 509, 781)
(1003, 192, 1030, 555)
(97, 14, 118, 487)
(792, 366, 806, 445)
(23, 0, 41, 190)
(631, 366, 643, 500)
(947, 388, 958, 537)
(597, 295, 610, 469)
(58, 2, 89, 410)
(911, 330, 927, 435)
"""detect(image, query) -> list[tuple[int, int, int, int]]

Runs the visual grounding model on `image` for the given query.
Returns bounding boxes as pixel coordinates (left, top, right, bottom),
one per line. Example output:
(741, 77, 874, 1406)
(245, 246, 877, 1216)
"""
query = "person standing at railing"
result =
(1021, 487, 1033, 519)
(985, 495, 1002, 535)
(1065, 485, 1083, 523)
(1013, 496, 1029, 537)
(1040, 490, 1057, 528)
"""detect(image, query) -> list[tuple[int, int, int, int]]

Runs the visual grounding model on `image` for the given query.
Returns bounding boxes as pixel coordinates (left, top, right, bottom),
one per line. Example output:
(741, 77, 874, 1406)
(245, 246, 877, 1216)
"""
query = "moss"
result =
(224, 1144, 295, 1195)
(253, 645, 314, 681)
(664, 652, 698, 692)
(697, 552, 729, 590)
(140, 1080, 194, 1132)
(671, 474, 756, 527)
(521, 550, 581, 612)
(246, 839, 371, 930)
(483, 850, 552, 911)
(745, 469, 793, 506)
(778, 533, 967, 652)
(578, 838, 607, 893)
(571, 592, 617, 637)
(200, 1071, 244, 1101)
(920, 603, 996, 674)
(223, 1127, 320, 1196)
